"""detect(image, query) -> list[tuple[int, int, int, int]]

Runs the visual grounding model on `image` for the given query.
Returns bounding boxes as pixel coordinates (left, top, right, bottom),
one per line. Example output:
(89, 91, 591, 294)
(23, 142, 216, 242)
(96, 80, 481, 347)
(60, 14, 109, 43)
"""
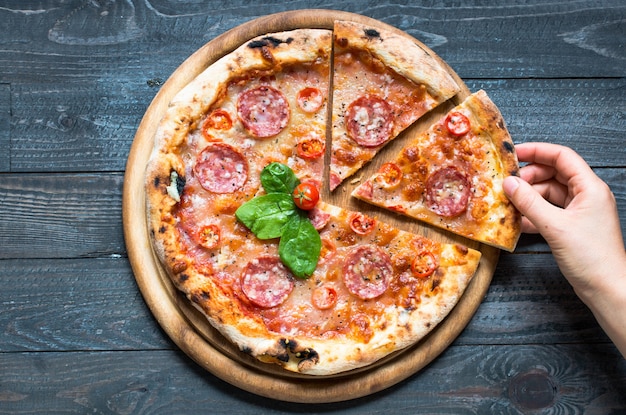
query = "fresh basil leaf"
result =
(235, 193, 297, 239)
(261, 162, 300, 194)
(279, 213, 321, 279)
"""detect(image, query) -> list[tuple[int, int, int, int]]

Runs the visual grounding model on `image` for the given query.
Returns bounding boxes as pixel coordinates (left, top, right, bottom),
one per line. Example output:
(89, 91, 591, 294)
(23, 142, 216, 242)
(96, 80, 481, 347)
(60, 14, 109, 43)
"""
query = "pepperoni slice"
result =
(194, 143, 248, 194)
(241, 256, 294, 308)
(237, 86, 289, 138)
(296, 87, 324, 113)
(343, 246, 392, 300)
(311, 285, 337, 310)
(349, 212, 377, 235)
(345, 95, 393, 147)
(425, 167, 471, 217)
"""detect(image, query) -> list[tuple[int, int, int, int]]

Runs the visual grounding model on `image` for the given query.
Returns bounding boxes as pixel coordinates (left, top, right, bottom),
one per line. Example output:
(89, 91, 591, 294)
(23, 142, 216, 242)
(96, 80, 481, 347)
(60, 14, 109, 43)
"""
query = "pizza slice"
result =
(329, 20, 461, 190)
(352, 90, 522, 251)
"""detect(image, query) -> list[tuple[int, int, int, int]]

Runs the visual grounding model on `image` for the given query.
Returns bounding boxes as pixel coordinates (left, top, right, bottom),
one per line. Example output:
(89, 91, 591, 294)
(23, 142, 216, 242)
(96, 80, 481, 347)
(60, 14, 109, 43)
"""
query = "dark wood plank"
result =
(9, 81, 152, 173)
(467, 78, 626, 167)
(0, 254, 613, 354)
(0, 173, 125, 259)
(0, 1, 624, 82)
(463, 252, 612, 345)
(0, 167, 624, 259)
(0, 258, 170, 352)
(0, 83, 9, 172)
(7, 78, 625, 172)
(1, 345, 624, 412)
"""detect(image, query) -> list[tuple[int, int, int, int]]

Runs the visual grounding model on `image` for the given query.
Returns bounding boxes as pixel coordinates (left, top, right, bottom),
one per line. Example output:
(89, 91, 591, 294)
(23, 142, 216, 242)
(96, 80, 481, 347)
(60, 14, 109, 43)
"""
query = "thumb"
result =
(503, 176, 560, 233)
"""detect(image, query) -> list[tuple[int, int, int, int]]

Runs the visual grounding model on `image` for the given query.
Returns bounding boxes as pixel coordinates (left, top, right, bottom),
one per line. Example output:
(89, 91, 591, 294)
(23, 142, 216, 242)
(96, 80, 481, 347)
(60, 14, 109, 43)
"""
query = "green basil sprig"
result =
(235, 163, 321, 279)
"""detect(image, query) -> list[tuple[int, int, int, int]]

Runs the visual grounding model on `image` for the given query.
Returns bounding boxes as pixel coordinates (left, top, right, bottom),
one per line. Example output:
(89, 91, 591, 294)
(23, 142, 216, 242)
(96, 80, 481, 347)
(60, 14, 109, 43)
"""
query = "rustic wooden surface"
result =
(1, 0, 625, 413)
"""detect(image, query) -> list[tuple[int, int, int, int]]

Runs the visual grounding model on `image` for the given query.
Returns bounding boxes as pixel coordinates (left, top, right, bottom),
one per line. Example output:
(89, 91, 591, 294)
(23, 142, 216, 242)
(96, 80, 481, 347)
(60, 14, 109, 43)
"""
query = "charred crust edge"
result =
(248, 36, 294, 49)
(364, 28, 381, 38)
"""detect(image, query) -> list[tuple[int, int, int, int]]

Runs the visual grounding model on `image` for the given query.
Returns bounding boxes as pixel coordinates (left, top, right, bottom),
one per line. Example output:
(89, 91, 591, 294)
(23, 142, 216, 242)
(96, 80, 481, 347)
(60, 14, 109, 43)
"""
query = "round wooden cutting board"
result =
(123, 9, 500, 403)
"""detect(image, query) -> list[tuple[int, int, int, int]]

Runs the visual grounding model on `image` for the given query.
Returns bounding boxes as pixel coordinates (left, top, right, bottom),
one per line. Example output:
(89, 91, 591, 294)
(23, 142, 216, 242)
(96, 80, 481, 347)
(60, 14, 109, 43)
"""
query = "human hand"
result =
(502, 142, 626, 299)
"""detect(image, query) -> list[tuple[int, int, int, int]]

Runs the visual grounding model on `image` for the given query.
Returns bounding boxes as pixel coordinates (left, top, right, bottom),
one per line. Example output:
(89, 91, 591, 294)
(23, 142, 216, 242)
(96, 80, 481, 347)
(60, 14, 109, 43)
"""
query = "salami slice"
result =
(342, 245, 392, 300)
(425, 166, 470, 217)
(237, 86, 290, 138)
(345, 94, 394, 147)
(194, 143, 248, 194)
(241, 256, 294, 308)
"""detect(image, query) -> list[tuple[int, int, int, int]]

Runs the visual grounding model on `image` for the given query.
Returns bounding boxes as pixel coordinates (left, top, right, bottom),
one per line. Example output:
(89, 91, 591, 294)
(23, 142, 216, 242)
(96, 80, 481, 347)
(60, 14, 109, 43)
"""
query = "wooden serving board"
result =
(123, 9, 500, 403)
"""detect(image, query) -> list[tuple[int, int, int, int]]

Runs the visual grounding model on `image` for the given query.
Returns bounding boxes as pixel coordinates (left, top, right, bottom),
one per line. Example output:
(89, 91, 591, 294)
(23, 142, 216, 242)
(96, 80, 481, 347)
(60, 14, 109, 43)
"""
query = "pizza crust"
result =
(333, 20, 459, 101)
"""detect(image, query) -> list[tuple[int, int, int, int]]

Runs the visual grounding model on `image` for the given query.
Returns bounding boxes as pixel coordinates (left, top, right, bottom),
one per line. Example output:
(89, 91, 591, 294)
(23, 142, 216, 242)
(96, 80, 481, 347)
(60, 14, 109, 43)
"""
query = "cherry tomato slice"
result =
(348, 212, 377, 235)
(311, 285, 337, 310)
(411, 251, 437, 279)
(197, 224, 221, 249)
(445, 111, 471, 136)
(375, 162, 403, 188)
(296, 136, 325, 160)
(296, 87, 324, 113)
(203, 109, 233, 131)
(292, 182, 320, 211)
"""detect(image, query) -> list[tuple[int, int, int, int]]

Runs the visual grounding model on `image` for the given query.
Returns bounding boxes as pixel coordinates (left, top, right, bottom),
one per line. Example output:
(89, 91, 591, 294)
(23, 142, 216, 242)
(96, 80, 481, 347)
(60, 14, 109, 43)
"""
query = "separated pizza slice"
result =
(329, 20, 461, 190)
(352, 90, 522, 251)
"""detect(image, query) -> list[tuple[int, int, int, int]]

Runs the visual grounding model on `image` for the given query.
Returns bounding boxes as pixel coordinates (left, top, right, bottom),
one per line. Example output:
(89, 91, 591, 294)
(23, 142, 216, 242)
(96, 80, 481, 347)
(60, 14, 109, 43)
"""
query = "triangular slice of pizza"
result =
(329, 20, 460, 191)
(352, 90, 522, 252)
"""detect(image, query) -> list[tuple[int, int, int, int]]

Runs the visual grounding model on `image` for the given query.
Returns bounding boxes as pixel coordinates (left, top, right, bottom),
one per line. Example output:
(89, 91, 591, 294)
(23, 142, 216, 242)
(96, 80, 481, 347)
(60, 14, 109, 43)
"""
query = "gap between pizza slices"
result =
(144, 20, 520, 375)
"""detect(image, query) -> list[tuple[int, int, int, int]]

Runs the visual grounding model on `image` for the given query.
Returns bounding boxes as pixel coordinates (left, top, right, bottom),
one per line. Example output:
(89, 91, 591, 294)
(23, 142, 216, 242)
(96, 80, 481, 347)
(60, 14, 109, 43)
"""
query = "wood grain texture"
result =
(0, 173, 125, 259)
(5, 78, 624, 172)
(1, 345, 624, 413)
(0, 255, 612, 354)
(0, 83, 9, 172)
(0, 258, 171, 352)
(1, 2, 624, 172)
(0, 170, 623, 259)
(0, 0, 624, 81)
(0, 0, 625, 411)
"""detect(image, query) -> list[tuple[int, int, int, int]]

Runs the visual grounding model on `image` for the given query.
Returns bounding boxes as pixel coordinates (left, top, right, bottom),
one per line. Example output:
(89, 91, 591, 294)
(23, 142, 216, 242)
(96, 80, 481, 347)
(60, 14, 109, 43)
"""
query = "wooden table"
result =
(1, 1, 625, 412)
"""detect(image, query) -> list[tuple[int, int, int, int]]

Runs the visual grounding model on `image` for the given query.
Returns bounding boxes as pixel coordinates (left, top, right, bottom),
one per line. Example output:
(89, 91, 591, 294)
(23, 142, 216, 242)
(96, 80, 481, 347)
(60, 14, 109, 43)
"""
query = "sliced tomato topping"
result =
(296, 136, 325, 160)
(445, 111, 471, 136)
(375, 162, 403, 188)
(197, 224, 220, 249)
(203, 109, 233, 136)
(348, 212, 376, 235)
(319, 238, 337, 264)
(411, 251, 437, 279)
(311, 286, 337, 310)
(296, 87, 324, 113)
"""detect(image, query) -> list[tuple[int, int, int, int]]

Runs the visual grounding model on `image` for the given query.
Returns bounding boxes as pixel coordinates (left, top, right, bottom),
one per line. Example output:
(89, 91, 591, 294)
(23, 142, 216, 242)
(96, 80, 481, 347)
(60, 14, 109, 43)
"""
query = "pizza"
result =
(329, 20, 460, 190)
(352, 90, 522, 251)
(144, 22, 518, 376)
